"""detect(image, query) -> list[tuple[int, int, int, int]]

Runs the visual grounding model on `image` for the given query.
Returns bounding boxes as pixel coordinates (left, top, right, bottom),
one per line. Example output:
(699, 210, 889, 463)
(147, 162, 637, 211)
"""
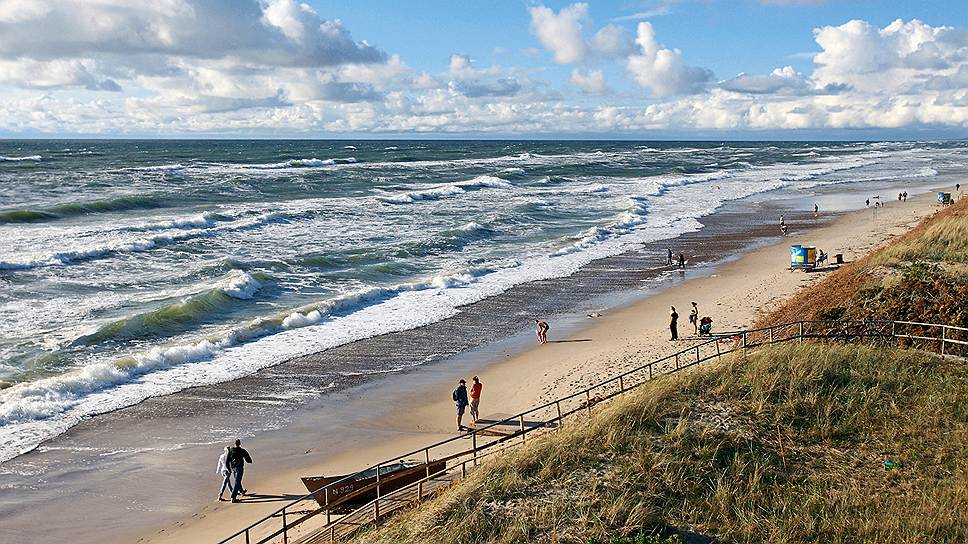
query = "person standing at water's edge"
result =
(667, 248, 673, 265)
(227, 439, 252, 503)
(534, 319, 549, 344)
(669, 306, 679, 341)
(469, 376, 482, 424)
(678, 253, 685, 269)
(216, 446, 232, 502)
(689, 302, 699, 336)
(453, 379, 469, 431)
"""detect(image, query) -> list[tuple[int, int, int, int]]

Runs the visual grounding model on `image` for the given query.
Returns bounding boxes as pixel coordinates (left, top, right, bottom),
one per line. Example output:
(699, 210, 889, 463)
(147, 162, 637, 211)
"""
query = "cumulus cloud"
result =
(0, 7, 967, 136)
(528, 3, 633, 64)
(570, 68, 608, 94)
(719, 66, 813, 95)
(812, 19, 968, 93)
(626, 22, 712, 97)
(0, 0, 386, 98)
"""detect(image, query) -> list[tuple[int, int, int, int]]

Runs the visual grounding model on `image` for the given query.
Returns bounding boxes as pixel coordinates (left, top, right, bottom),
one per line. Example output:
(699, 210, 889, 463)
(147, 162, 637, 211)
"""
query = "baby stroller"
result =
(698, 317, 713, 336)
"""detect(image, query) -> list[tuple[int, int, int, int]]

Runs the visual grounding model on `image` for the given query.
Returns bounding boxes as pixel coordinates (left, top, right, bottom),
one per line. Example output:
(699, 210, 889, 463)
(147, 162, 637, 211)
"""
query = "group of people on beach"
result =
(668, 301, 710, 341)
(452, 376, 483, 431)
(216, 439, 253, 503)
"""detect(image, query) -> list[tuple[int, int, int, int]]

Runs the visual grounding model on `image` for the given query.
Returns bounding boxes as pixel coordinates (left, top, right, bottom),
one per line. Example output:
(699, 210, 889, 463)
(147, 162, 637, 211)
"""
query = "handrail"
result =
(218, 318, 964, 543)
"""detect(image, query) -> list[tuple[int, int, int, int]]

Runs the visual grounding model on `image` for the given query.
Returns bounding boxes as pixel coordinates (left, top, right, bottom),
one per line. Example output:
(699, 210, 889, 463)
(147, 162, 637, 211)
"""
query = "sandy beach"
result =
(126, 190, 944, 544)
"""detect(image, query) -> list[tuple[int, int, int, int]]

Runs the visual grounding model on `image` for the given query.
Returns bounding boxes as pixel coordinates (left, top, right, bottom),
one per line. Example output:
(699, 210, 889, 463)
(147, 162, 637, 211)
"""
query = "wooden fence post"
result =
(556, 401, 563, 429)
(519, 414, 526, 443)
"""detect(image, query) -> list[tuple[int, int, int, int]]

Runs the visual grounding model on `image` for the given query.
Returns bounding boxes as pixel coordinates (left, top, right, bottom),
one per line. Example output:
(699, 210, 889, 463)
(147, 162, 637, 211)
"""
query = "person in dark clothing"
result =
(666, 248, 673, 265)
(453, 379, 469, 431)
(678, 253, 685, 269)
(669, 306, 679, 341)
(226, 439, 252, 502)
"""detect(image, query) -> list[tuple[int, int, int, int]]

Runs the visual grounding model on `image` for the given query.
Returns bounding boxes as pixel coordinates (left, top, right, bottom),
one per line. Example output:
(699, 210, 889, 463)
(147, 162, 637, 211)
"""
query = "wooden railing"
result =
(218, 319, 967, 544)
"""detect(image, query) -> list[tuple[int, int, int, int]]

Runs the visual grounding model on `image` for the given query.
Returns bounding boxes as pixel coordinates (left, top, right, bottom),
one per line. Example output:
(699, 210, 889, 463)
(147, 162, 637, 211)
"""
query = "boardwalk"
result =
(292, 470, 462, 543)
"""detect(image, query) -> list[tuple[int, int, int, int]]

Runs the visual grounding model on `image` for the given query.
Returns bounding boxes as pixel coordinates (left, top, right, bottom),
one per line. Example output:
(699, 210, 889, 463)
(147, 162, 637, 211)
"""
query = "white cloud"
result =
(720, 66, 814, 95)
(812, 19, 968, 94)
(0, 8, 967, 136)
(528, 3, 589, 64)
(626, 22, 712, 97)
(528, 3, 633, 65)
(570, 68, 608, 94)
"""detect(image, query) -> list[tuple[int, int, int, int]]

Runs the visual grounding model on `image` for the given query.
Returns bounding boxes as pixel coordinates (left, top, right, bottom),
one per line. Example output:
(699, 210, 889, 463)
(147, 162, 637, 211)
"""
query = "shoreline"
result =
(136, 190, 943, 543)
(0, 180, 949, 544)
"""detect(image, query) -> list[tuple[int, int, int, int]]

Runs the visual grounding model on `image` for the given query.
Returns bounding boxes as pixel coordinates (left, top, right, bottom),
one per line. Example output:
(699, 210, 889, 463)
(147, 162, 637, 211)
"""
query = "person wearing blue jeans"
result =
(216, 446, 232, 501)
(227, 439, 253, 503)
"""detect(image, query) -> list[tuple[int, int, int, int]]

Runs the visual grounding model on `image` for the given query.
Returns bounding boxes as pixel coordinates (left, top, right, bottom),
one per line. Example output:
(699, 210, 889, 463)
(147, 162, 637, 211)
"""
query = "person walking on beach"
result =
(903, 191, 908, 201)
(678, 253, 685, 269)
(469, 376, 482, 424)
(667, 248, 673, 265)
(814, 203, 819, 217)
(453, 379, 469, 431)
(689, 302, 699, 336)
(866, 198, 870, 207)
(227, 439, 252, 503)
(534, 319, 549, 344)
(216, 446, 232, 502)
(669, 306, 679, 341)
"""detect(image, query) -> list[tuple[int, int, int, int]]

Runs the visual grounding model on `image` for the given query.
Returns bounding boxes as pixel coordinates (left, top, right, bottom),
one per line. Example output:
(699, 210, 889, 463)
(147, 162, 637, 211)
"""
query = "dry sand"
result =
(141, 194, 939, 543)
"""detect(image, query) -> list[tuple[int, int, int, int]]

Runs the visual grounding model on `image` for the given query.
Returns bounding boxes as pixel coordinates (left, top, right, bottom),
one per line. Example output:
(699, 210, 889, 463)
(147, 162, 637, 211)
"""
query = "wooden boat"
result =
(302, 460, 446, 508)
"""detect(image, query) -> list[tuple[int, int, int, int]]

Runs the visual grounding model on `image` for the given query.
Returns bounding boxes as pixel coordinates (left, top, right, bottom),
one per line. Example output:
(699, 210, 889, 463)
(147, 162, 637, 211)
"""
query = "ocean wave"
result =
(228, 157, 358, 170)
(375, 175, 510, 204)
(70, 271, 266, 345)
(0, 267, 489, 446)
(126, 163, 186, 172)
(0, 212, 284, 270)
(0, 194, 166, 224)
(0, 155, 42, 162)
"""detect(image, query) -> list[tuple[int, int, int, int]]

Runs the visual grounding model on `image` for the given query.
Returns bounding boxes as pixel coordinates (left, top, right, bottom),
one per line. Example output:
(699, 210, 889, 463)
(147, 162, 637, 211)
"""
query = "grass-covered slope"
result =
(355, 344, 967, 543)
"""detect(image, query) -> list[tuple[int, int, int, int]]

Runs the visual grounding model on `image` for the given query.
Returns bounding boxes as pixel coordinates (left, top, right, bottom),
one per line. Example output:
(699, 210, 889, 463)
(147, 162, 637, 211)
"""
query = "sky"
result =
(1, 0, 967, 139)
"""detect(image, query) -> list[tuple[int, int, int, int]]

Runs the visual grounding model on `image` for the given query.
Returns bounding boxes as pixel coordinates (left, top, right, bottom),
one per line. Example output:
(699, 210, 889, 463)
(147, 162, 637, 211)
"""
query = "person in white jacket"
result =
(216, 446, 231, 502)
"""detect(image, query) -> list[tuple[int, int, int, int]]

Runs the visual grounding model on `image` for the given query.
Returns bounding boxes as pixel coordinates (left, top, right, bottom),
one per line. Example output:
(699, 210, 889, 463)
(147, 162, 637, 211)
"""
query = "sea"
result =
(0, 139, 964, 465)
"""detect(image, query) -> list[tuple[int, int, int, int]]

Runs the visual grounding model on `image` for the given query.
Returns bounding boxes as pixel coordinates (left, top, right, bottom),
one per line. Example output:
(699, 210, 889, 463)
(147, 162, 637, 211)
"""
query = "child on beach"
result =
(469, 376, 482, 424)
(453, 379, 469, 431)
(216, 446, 231, 502)
(689, 302, 699, 335)
(669, 306, 679, 341)
(534, 319, 549, 344)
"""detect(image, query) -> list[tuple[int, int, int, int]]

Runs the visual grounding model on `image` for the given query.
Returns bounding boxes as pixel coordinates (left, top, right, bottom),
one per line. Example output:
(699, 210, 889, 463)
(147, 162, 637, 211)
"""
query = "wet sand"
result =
(0, 180, 949, 544)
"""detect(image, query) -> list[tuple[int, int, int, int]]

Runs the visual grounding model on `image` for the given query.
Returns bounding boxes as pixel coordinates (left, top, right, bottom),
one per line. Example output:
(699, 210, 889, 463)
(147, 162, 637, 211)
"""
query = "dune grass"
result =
(873, 199, 968, 265)
(353, 343, 967, 544)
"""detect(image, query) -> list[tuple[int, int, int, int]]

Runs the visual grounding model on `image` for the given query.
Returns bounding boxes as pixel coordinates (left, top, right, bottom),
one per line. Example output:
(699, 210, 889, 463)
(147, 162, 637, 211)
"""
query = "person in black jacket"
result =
(226, 439, 253, 503)
(453, 379, 469, 432)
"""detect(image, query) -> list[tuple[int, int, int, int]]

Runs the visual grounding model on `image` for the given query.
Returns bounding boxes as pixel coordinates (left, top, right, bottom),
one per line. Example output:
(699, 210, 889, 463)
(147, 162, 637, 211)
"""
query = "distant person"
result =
(689, 302, 699, 335)
(453, 379, 469, 431)
(898, 192, 903, 201)
(957, 183, 961, 192)
(534, 319, 549, 344)
(216, 446, 231, 502)
(666, 248, 673, 265)
(814, 203, 819, 217)
(678, 253, 685, 269)
(866, 198, 870, 207)
(903, 191, 908, 201)
(469, 376, 482, 424)
(781, 224, 789, 236)
(227, 439, 253, 503)
(669, 306, 679, 341)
